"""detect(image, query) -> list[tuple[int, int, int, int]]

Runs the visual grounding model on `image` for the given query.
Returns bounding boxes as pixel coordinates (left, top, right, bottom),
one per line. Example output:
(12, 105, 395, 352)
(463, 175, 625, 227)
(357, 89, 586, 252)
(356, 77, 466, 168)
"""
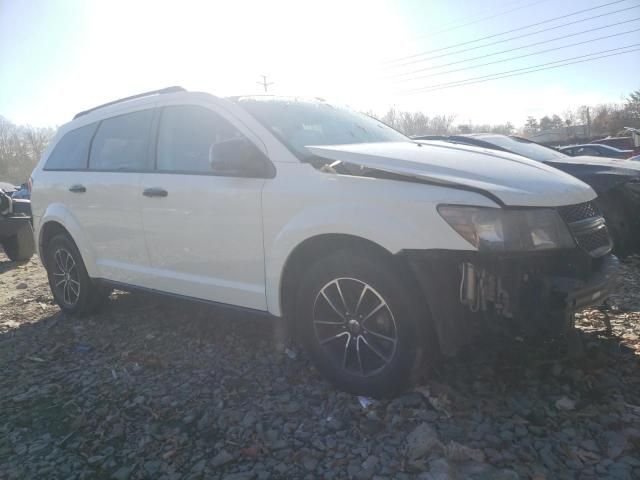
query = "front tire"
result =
(296, 250, 424, 397)
(45, 233, 108, 315)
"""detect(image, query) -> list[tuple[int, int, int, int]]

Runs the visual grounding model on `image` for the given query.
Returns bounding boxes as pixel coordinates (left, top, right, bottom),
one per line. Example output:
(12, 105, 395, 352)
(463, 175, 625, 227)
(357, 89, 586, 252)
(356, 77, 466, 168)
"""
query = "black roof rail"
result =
(73, 86, 186, 119)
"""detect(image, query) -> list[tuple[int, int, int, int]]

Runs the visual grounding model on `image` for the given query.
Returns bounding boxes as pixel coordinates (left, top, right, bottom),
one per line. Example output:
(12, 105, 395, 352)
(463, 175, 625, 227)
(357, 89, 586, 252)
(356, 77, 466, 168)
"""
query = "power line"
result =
(392, 17, 640, 79)
(400, 44, 640, 94)
(384, 0, 632, 66)
(408, 0, 551, 41)
(395, 25, 640, 83)
(402, 43, 639, 93)
(388, 4, 639, 69)
(418, 48, 640, 93)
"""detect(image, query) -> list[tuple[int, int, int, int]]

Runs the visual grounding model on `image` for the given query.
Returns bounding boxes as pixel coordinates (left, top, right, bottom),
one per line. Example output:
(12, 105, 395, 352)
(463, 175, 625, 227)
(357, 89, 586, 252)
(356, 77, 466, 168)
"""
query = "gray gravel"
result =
(1, 252, 639, 479)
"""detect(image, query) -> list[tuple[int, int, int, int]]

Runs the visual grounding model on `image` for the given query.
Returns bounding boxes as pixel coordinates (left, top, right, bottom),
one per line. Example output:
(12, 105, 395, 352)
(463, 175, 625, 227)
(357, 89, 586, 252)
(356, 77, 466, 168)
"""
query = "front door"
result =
(139, 104, 268, 310)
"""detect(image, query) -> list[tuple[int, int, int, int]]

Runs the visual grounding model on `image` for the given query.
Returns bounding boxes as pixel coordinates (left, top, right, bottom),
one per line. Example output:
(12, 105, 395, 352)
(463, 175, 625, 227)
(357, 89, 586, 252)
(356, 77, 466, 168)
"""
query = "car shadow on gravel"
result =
(0, 256, 29, 274)
(1, 287, 639, 479)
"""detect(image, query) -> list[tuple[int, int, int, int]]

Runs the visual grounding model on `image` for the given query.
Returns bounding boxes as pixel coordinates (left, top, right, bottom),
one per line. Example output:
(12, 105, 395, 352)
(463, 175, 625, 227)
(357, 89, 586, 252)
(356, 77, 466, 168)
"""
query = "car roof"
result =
(562, 144, 630, 152)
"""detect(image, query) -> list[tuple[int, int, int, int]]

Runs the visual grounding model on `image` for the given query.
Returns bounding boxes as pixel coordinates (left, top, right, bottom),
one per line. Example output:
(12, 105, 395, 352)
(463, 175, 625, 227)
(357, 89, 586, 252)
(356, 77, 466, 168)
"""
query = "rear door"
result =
(139, 104, 268, 309)
(72, 109, 154, 284)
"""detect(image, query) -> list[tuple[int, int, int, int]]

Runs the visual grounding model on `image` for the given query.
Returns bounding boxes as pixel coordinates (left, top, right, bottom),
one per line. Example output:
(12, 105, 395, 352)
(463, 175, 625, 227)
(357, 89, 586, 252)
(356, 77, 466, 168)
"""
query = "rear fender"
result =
(38, 204, 98, 277)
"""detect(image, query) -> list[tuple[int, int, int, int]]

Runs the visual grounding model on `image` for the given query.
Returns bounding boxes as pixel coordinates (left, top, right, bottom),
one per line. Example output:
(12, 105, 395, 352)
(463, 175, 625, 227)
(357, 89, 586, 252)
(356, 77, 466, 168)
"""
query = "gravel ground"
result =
(1, 251, 639, 480)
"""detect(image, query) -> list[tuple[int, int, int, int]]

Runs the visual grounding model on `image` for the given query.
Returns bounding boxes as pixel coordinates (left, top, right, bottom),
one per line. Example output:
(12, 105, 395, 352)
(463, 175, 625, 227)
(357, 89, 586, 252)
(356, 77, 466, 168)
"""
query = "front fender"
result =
(263, 202, 471, 316)
(38, 204, 99, 277)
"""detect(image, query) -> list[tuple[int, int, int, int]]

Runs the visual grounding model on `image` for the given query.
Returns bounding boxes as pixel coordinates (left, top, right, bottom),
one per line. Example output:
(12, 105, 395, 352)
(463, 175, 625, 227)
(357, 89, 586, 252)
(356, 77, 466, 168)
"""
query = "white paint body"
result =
(30, 91, 597, 316)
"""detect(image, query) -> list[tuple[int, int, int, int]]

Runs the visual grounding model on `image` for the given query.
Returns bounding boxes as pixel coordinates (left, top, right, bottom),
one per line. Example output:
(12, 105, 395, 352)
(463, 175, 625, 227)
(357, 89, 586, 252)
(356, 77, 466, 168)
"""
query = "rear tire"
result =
(296, 250, 425, 397)
(45, 233, 108, 316)
(2, 223, 35, 262)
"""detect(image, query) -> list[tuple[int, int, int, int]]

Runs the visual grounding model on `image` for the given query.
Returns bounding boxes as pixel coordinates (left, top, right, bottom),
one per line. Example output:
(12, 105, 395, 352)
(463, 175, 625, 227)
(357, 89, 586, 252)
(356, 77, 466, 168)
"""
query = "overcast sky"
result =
(1, 0, 639, 127)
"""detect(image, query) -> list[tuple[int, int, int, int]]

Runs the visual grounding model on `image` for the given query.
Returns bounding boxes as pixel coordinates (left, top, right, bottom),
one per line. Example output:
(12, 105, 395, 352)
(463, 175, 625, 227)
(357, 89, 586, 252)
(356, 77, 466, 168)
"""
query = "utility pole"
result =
(257, 75, 273, 93)
(586, 106, 591, 139)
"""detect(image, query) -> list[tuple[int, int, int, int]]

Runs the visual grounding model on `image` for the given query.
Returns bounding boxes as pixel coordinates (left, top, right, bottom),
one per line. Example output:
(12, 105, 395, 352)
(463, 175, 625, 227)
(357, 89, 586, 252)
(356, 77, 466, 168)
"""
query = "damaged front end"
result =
(403, 201, 618, 356)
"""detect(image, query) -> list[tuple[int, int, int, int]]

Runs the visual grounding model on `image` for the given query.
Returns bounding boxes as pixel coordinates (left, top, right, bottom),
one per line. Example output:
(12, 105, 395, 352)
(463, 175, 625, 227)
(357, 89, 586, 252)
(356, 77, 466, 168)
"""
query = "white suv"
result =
(31, 87, 617, 396)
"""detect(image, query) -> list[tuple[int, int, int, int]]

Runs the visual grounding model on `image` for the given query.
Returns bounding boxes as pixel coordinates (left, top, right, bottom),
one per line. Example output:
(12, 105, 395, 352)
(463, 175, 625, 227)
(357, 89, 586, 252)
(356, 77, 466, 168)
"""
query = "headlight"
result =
(438, 205, 576, 251)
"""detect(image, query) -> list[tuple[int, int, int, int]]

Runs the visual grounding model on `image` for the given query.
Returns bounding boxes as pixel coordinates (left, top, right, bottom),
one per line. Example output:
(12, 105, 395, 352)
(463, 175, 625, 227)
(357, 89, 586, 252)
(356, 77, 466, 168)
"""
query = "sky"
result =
(0, 0, 639, 128)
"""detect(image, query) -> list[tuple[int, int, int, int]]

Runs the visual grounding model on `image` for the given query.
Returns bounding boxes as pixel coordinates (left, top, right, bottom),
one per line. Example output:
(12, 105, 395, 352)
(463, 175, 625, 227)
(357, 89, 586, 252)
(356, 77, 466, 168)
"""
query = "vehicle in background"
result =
(414, 134, 640, 257)
(31, 88, 617, 396)
(0, 184, 35, 262)
(629, 154, 640, 162)
(592, 133, 640, 155)
(11, 183, 31, 200)
(0, 182, 18, 196)
(559, 144, 634, 159)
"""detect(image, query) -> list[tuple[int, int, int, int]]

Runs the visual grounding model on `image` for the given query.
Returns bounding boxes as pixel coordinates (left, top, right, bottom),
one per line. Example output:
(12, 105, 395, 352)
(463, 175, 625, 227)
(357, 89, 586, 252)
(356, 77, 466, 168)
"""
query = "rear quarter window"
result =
(44, 123, 98, 170)
(89, 109, 154, 171)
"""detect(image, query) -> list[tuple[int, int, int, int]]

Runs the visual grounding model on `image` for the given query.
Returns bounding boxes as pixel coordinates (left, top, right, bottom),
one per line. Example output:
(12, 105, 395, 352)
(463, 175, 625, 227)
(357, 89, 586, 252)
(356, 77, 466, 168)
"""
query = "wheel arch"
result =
(38, 208, 98, 277)
(39, 221, 75, 266)
(277, 233, 420, 323)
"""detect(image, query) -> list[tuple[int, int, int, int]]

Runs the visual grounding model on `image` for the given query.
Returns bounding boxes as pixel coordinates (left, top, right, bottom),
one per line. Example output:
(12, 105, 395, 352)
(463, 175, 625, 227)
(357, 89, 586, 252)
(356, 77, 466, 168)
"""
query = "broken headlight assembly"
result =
(438, 205, 576, 252)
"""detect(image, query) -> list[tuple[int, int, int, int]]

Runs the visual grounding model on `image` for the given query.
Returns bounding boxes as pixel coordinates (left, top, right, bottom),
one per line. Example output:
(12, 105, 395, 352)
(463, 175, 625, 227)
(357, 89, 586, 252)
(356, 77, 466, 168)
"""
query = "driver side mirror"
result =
(208, 138, 274, 178)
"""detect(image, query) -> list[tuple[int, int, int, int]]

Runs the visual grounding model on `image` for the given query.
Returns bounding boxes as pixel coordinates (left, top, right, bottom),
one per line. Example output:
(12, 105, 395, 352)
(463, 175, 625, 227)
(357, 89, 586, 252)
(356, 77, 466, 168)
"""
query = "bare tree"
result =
(0, 116, 54, 184)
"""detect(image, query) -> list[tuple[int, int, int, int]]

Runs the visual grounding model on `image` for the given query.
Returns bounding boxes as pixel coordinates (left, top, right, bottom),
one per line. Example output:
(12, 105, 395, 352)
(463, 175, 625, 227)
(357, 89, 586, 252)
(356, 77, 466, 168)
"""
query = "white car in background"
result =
(30, 87, 617, 396)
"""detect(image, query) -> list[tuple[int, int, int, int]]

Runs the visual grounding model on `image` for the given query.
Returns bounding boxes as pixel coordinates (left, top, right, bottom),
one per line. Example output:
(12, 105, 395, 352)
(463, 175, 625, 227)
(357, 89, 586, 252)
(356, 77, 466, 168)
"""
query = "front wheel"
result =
(45, 233, 109, 315)
(296, 250, 425, 397)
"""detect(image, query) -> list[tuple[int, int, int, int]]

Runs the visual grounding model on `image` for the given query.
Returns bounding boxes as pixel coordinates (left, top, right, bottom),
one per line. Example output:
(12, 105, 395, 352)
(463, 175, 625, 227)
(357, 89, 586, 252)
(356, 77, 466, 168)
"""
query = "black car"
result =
(559, 144, 633, 159)
(0, 183, 34, 262)
(413, 134, 640, 257)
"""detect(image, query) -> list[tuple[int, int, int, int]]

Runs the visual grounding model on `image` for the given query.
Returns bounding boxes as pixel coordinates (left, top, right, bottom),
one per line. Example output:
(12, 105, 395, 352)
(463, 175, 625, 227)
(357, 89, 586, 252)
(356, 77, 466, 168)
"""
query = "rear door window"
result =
(89, 110, 154, 171)
(44, 123, 98, 170)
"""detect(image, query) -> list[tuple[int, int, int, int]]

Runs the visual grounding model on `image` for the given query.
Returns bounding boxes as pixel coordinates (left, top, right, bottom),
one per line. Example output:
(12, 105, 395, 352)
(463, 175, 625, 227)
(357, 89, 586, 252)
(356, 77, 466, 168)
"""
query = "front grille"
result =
(557, 201, 612, 257)
(557, 201, 600, 224)
(574, 227, 611, 256)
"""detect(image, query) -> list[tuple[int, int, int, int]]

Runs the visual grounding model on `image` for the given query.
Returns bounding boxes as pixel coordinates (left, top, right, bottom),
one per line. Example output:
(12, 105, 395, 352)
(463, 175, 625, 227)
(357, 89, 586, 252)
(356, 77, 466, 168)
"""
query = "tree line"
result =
(0, 117, 54, 185)
(376, 89, 640, 139)
(523, 90, 640, 136)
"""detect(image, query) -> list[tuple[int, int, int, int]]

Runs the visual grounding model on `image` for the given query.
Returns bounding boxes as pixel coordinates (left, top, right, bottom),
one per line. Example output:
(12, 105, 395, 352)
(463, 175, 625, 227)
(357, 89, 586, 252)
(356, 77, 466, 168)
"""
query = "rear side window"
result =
(156, 105, 243, 173)
(89, 109, 153, 171)
(578, 147, 600, 156)
(44, 123, 97, 170)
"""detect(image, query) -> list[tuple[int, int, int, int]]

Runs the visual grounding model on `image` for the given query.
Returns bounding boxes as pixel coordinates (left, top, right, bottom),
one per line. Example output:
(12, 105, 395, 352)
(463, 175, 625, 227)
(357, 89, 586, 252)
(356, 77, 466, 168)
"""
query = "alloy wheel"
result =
(51, 248, 81, 306)
(312, 277, 398, 377)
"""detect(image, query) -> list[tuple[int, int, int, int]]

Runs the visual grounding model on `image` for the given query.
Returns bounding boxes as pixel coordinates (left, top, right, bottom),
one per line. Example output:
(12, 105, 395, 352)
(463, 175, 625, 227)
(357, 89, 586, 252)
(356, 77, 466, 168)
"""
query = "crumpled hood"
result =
(308, 141, 596, 207)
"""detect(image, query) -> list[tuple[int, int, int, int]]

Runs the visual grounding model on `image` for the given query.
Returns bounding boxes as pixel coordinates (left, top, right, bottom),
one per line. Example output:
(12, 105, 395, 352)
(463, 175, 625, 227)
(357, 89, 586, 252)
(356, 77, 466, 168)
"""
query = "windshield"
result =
(480, 135, 568, 162)
(234, 97, 409, 160)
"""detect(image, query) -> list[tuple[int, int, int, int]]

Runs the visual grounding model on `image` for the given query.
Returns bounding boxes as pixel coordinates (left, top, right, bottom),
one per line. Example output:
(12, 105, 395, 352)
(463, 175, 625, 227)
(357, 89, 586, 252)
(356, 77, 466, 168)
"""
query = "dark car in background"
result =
(559, 144, 634, 159)
(0, 182, 35, 261)
(592, 134, 640, 155)
(414, 134, 640, 257)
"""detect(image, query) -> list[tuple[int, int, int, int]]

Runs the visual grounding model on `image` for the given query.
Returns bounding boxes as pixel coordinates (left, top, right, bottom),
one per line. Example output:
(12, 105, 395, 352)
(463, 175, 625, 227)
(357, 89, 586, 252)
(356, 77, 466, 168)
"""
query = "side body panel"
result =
(139, 173, 268, 309)
(261, 163, 498, 316)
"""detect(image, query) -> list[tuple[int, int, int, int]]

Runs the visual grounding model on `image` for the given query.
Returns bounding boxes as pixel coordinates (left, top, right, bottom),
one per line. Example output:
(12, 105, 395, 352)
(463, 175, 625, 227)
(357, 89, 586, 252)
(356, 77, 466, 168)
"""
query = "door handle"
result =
(69, 184, 86, 193)
(143, 187, 168, 197)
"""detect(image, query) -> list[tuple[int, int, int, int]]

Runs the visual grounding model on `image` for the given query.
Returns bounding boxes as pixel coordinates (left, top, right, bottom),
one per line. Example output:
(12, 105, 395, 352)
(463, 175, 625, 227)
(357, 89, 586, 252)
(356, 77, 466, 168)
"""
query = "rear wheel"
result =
(296, 250, 425, 397)
(45, 233, 109, 315)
